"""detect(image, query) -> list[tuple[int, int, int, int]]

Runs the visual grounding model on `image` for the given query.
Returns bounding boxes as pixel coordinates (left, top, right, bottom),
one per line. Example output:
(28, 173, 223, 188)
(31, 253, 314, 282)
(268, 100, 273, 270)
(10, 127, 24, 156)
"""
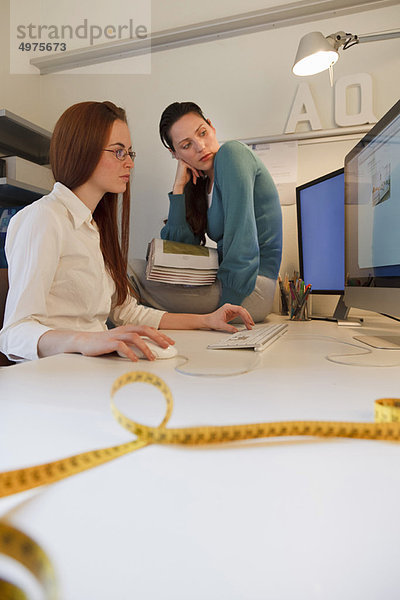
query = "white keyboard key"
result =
(207, 323, 288, 352)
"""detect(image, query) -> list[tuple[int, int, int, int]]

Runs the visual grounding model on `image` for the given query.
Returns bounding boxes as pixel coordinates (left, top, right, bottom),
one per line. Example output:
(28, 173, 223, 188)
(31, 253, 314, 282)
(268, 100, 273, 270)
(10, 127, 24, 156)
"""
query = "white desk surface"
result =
(2, 313, 400, 599)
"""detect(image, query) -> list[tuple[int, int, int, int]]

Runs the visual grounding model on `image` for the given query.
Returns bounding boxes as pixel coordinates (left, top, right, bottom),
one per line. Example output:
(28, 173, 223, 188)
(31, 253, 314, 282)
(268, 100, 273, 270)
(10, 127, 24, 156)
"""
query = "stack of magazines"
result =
(146, 238, 219, 285)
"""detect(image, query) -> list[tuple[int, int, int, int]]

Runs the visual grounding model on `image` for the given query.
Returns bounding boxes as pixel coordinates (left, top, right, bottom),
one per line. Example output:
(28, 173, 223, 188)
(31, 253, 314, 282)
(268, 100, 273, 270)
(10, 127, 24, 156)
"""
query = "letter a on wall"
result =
(285, 83, 322, 133)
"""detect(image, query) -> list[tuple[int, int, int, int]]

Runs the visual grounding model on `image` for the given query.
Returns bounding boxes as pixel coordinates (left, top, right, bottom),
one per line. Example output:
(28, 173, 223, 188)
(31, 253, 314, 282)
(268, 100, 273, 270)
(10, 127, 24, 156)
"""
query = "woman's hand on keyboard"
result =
(203, 304, 254, 333)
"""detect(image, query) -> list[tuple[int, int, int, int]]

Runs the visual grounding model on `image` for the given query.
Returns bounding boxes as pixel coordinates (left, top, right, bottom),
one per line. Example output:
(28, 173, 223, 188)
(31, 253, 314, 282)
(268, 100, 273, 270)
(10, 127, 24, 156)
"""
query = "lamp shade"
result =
(292, 31, 338, 76)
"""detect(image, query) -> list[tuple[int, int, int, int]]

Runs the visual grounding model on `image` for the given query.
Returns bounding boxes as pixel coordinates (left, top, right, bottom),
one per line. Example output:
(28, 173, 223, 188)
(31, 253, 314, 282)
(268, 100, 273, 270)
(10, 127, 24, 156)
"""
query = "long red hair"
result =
(50, 101, 130, 306)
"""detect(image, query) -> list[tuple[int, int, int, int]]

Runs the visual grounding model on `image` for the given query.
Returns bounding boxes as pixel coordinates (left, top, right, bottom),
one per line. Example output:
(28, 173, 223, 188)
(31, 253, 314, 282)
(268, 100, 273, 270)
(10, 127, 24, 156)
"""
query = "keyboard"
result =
(207, 323, 288, 352)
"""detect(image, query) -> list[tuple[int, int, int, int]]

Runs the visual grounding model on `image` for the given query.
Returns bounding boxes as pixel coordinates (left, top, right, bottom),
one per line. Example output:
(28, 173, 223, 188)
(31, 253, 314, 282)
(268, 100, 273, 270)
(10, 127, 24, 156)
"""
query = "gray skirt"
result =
(128, 258, 277, 323)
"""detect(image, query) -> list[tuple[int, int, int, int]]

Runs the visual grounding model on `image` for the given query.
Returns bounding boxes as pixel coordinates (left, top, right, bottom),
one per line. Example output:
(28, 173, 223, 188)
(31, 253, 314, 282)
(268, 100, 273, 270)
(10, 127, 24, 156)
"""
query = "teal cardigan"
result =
(161, 141, 282, 306)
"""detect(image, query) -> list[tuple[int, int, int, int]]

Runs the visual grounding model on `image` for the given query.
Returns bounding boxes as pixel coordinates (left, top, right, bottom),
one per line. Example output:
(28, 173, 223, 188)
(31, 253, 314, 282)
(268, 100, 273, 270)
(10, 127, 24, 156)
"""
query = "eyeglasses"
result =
(103, 148, 137, 161)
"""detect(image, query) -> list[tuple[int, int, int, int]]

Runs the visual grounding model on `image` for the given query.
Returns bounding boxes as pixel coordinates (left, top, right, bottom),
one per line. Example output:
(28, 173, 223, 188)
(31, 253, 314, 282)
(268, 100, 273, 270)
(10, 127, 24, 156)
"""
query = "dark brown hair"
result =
(50, 101, 130, 306)
(159, 102, 209, 245)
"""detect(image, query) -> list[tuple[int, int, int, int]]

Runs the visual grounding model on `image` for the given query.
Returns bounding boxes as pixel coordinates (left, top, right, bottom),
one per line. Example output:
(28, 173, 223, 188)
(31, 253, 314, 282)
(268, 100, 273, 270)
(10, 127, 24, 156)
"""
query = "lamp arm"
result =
(358, 30, 400, 43)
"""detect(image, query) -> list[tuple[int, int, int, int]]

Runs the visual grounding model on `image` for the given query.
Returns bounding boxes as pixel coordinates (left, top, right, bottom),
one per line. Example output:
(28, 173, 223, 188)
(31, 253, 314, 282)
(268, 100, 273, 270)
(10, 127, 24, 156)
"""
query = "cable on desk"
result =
(285, 334, 400, 367)
(173, 333, 400, 374)
(174, 353, 262, 377)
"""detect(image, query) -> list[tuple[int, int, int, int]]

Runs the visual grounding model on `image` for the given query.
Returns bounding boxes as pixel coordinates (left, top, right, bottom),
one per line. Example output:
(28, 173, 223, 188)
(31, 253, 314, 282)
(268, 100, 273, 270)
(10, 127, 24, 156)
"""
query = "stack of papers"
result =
(146, 238, 219, 285)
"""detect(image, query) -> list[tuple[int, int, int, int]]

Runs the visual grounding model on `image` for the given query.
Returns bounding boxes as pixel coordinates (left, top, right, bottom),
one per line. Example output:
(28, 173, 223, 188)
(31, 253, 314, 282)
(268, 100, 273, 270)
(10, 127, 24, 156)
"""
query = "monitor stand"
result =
(311, 294, 363, 326)
(353, 314, 400, 349)
(353, 334, 400, 349)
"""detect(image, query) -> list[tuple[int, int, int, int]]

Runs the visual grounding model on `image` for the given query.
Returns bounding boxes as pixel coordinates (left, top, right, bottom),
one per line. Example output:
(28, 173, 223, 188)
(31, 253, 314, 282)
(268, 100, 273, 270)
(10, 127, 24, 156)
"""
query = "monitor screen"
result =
(296, 168, 344, 294)
(344, 98, 400, 322)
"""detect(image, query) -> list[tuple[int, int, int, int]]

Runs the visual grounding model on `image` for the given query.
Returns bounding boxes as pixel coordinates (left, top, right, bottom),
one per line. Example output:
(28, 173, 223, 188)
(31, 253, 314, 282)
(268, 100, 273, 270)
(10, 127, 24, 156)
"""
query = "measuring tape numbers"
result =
(1, 371, 400, 499)
(0, 521, 57, 600)
(1, 371, 400, 599)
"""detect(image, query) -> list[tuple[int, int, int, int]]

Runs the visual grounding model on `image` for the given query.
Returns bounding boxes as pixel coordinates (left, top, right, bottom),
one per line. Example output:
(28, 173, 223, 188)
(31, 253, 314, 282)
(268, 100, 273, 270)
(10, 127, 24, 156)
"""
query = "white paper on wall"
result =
(251, 141, 298, 206)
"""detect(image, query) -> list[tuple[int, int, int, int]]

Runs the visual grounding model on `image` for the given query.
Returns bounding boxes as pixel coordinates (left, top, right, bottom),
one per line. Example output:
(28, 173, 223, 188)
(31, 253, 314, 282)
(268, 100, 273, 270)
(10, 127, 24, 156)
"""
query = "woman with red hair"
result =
(0, 101, 253, 362)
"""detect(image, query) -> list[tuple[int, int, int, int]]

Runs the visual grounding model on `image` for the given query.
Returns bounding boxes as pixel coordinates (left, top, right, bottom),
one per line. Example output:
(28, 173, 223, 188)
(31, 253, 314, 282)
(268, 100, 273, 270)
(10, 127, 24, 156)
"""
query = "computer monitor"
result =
(296, 168, 348, 321)
(344, 98, 400, 347)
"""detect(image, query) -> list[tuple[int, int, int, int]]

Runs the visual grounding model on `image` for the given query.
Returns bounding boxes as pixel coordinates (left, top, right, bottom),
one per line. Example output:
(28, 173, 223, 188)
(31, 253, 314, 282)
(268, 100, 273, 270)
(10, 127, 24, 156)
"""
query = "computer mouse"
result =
(117, 338, 178, 360)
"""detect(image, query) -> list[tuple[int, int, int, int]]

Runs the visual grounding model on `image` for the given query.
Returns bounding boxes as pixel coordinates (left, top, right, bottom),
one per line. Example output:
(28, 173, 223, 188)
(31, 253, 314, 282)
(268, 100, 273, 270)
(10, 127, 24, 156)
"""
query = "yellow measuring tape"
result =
(1, 370, 400, 499)
(1, 371, 400, 600)
(0, 521, 57, 600)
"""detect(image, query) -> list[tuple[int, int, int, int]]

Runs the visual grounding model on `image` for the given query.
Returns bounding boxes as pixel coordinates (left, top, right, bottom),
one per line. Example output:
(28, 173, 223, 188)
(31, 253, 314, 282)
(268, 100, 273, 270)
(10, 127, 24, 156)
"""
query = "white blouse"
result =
(0, 183, 164, 361)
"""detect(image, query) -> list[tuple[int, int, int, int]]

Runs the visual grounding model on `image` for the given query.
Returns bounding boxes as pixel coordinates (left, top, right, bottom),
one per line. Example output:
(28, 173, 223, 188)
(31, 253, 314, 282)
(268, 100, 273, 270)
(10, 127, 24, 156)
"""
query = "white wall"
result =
(0, 1, 42, 123)
(1, 0, 400, 313)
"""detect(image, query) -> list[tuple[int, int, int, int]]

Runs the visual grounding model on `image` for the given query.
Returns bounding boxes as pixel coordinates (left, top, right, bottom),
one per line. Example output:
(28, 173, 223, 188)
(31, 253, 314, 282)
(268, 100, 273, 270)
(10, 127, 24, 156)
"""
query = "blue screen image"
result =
(297, 170, 344, 292)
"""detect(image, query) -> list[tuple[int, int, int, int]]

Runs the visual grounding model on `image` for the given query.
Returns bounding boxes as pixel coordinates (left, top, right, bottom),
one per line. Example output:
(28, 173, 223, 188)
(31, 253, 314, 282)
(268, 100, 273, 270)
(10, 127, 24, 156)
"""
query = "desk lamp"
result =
(292, 29, 400, 83)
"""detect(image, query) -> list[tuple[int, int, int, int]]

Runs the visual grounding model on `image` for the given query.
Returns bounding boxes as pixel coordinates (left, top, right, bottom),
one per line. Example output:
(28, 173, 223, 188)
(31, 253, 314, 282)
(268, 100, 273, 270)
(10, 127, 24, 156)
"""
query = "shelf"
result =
(0, 109, 51, 165)
(0, 177, 50, 206)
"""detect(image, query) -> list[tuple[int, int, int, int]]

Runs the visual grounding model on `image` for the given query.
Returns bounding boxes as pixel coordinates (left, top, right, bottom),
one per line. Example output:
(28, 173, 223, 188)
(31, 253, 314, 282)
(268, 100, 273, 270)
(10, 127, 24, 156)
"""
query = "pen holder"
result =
(289, 292, 312, 321)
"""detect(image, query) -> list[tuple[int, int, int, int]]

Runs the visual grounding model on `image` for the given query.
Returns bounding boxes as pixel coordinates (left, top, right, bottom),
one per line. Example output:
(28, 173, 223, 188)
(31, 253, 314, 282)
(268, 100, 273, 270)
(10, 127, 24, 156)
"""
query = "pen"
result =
(298, 285, 312, 319)
(278, 275, 289, 314)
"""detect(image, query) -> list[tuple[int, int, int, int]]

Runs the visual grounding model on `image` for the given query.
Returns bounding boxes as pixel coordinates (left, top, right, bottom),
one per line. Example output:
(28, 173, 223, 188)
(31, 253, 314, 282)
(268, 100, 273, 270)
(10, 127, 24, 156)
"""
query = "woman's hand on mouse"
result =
(78, 326, 175, 361)
(38, 325, 175, 362)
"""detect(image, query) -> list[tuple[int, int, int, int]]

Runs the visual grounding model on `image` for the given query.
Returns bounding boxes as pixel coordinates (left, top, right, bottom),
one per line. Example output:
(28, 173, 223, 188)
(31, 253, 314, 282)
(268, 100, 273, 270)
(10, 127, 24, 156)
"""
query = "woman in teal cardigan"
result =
(131, 102, 282, 322)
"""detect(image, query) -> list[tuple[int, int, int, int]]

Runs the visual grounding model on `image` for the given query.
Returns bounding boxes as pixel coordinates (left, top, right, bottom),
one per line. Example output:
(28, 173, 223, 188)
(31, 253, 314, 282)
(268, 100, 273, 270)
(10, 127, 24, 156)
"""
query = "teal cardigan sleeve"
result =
(160, 192, 201, 245)
(211, 141, 278, 306)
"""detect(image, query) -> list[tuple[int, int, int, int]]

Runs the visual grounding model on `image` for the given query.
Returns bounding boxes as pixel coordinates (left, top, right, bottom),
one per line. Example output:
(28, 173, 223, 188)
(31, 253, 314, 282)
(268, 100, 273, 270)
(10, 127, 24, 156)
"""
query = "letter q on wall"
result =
(334, 73, 377, 126)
